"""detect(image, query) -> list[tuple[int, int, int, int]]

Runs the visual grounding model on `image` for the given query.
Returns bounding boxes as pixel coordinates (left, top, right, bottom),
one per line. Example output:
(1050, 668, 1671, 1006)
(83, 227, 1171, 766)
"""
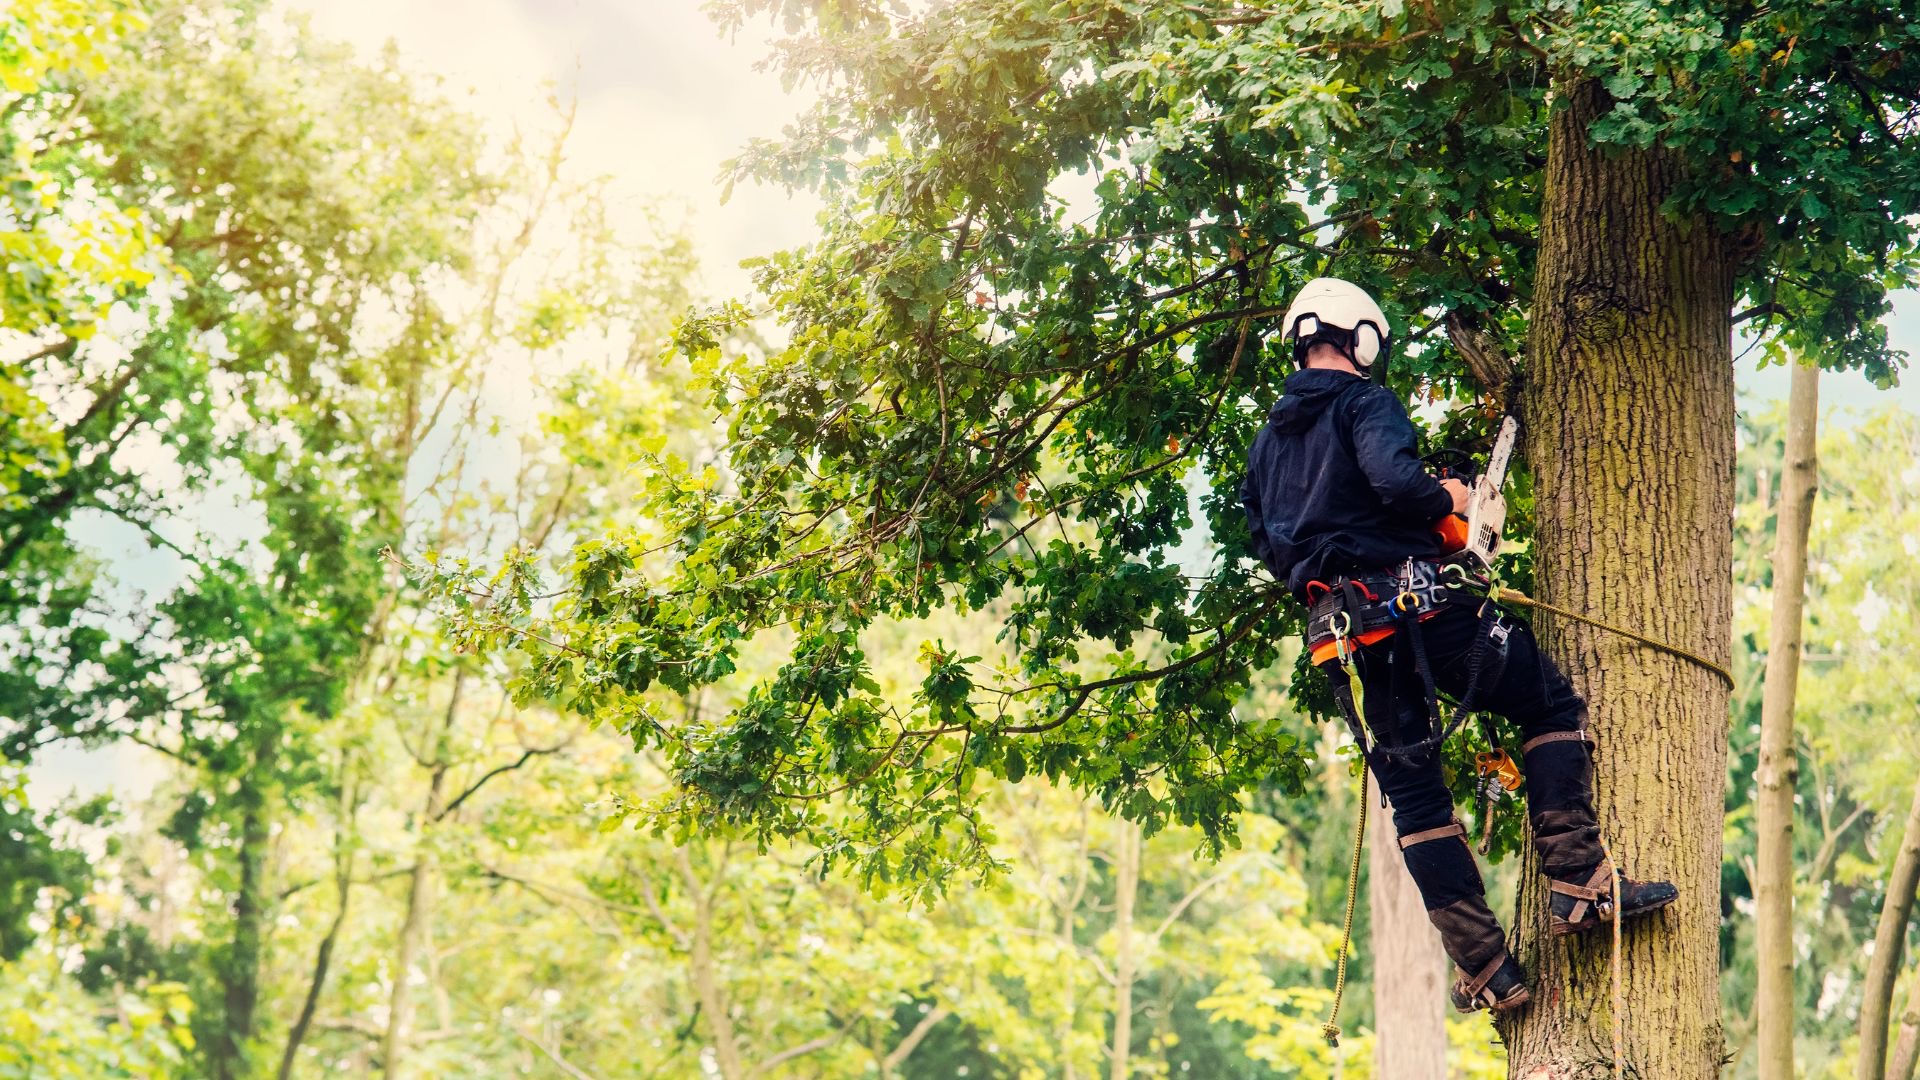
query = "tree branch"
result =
(435, 740, 570, 821)
(755, 1031, 846, 1076)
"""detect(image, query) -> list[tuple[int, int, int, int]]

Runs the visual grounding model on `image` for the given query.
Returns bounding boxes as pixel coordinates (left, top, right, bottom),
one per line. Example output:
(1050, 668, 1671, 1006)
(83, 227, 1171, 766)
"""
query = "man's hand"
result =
(1440, 477, 1470, 515)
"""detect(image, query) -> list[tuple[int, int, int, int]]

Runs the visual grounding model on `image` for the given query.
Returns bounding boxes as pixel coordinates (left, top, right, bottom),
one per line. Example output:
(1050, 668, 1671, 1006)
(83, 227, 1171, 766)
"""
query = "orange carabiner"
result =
(1476, 749, 1523, 792)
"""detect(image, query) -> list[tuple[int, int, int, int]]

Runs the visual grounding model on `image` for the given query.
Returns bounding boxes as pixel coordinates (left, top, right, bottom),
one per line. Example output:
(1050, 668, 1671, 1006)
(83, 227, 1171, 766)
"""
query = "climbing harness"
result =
(1320, 765, 1369, 1048)
(1307, 557, 1513, 770)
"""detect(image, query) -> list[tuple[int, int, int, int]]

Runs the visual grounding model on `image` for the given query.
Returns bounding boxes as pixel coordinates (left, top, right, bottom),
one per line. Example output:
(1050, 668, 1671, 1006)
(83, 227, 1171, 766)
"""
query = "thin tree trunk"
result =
(280, 775, 360, 1080)
(1060, 803, 1091, 1080)
(213, 734, 279, 1080)
(382, 674, 463, 1080)
(381, 844, 438, 1080)
(1888, 972, 1920, 1080)
(879, 1005, 952, 1079)
(1756, 360, 1819, 1080)
(679, 847, 748, 1080)
(1508, 77, 1736, 1078)
(1109, 819, 1141, 1080)
(1857, 777, 1920, 1080)
(1369, 795, 1447, 1080)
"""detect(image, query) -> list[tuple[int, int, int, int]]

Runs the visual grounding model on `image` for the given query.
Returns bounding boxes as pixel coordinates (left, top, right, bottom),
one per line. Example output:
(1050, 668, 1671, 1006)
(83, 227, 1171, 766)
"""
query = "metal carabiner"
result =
(1322, 611, 1355, 663)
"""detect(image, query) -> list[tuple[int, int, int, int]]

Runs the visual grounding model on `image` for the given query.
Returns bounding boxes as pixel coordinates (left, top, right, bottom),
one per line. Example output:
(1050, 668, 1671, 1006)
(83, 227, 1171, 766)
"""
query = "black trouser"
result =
(1348, 600, 1595, 910)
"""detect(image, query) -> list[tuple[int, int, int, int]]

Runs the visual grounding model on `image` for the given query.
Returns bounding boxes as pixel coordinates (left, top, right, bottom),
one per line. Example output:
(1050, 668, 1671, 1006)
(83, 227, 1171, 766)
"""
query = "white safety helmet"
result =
(1281, 277, 1392, 381)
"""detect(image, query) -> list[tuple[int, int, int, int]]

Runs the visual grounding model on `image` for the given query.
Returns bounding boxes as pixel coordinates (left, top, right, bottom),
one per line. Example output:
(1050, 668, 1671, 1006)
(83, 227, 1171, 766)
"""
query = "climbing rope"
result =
(1492, 586, 1735, 690)
(1321, 766, 1369, 1049)
(1599, 836, 1625, 1080)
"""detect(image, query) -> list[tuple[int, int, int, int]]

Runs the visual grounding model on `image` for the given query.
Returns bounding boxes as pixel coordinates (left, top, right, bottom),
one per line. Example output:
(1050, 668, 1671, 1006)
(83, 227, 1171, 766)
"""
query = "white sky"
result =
(285, 0, 823, 305)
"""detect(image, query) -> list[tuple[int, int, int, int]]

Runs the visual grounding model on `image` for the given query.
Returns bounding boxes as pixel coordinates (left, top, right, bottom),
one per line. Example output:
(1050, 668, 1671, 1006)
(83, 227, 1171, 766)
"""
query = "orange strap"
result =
(1309, 625, 1396, 665)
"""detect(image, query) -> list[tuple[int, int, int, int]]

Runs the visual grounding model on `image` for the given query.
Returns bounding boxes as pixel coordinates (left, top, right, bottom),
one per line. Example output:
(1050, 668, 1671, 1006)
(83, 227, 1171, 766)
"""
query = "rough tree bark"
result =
(1755, 360, 1819, 1080)
(1857, 776, 1920, 1080)
(1508, 78, 1736, 1078)
(1369, 795, 1448, 1079)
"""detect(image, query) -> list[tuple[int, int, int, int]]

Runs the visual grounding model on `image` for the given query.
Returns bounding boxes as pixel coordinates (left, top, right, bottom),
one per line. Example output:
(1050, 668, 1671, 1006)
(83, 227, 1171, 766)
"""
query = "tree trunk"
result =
(381, 844, 437, 1080)
(1755, 360, 1819, 1080)
(383, 673, 467, 1079)
(1109, 819, 1141, 1080)
(1887, 972, 1920, 1080)
(680, 847, 748, 1080)
(1857, 777, 1920, 1080)
(1369, 795, 1448, 1080)
(1060, 803, 1092, 1080)
(280, 775, 361, 1080)
(1509, 77, 1736, 1078)
(213, 735, 280, 1080)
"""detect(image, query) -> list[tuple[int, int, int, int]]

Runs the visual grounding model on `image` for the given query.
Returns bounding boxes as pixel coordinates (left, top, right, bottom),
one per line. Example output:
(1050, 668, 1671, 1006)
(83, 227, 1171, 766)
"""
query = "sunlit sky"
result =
(27, 0, 1920, 803)
(287, 0, 825, 305)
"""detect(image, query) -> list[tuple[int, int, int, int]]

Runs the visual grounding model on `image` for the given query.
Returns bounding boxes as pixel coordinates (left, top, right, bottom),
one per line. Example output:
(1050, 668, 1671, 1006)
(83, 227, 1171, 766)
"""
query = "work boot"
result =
(1533, 809, 1679, 937)
(1399, 820, 1530, 1013)
(1429, 896, 1531, 1013)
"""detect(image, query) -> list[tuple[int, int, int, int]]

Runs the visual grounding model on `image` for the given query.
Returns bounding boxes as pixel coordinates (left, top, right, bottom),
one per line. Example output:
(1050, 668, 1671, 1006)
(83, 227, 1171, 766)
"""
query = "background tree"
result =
(1755, 361, 1819, 1080)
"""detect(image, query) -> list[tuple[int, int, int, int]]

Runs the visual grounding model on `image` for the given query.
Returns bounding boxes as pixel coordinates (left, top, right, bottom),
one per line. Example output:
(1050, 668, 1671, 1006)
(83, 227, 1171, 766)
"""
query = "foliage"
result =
(0, 953, 193, 1079)
(417, 0, 1920, 902)
(0, 0, 158, 503)
(8, 0, 1920, 1077)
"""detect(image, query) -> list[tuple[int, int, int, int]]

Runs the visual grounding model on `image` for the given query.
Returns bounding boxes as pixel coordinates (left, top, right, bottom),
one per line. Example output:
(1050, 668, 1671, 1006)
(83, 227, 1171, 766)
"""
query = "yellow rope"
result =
(1599, 836, 1625, 1080)
(1321, 766, 1368, 1049)
(1492, 587, 1735, 690)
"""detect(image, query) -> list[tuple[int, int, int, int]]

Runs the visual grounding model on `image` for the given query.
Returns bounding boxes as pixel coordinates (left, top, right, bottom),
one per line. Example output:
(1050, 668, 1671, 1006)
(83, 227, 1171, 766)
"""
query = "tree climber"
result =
(1239, 277, 1678, 1013)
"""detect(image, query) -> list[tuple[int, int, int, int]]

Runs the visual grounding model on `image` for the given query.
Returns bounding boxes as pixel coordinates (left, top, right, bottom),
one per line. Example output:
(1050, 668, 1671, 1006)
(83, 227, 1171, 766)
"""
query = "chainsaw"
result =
(1431, 416, 1518, 573)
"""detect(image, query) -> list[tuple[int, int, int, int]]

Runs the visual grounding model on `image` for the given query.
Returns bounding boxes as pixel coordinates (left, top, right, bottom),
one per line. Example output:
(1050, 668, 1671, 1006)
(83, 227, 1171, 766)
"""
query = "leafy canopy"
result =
(437, 0, 1920, 895)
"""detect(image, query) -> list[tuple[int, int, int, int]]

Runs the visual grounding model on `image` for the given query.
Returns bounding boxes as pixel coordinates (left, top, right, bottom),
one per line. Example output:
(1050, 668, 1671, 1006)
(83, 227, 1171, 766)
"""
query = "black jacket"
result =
(1240, 368, 1452, 596)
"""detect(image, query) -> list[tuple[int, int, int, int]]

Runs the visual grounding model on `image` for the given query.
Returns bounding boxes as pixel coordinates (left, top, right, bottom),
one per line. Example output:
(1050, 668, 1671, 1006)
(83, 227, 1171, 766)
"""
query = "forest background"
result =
(4, 0, 1920, 1077)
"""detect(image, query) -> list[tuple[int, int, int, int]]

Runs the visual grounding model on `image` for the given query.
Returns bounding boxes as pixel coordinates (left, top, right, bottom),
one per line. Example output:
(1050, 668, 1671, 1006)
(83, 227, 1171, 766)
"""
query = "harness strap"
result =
(1459, 954, 1506, 1003)
(1550, 862, 1618, 925)
(1398, 821, 1467, 849)
(1369, 591, 1509, 764)
(1523, 729, 1593, 755)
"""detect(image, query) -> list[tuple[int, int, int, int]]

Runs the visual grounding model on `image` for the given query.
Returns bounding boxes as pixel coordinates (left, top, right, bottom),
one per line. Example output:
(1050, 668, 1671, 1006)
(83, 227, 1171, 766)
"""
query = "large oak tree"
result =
(447, 1, 1920, 1074)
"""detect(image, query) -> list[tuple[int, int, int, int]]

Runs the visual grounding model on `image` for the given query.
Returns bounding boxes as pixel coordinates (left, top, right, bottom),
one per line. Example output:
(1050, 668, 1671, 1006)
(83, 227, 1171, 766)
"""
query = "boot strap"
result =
(1456, 954, 1506, 1006)
(1550, 862, 1618, 924)
(1399, 821, 1467, 850)
(1522, 729, 1592, 754)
